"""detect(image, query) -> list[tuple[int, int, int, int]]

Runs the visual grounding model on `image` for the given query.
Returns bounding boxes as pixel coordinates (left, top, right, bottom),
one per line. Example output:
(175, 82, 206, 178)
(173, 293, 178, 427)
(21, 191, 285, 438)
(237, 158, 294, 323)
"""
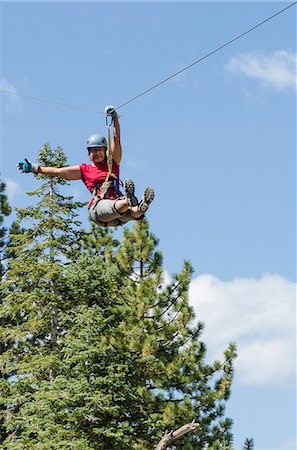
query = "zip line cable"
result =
(0, 1, 296, 113)
(0, 90, 103, 114)
(115, 1, 297, 110)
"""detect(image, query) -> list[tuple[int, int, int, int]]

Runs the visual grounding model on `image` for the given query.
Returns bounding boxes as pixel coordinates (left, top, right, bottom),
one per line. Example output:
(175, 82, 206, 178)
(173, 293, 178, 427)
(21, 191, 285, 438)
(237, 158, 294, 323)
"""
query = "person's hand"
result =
(17, 158, 39, 174)
(105, 105, 121, 119)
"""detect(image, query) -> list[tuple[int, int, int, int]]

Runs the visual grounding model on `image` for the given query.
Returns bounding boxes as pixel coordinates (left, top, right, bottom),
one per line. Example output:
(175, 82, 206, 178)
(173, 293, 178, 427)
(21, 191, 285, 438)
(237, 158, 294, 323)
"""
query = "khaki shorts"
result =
(88, 198, 141, 227)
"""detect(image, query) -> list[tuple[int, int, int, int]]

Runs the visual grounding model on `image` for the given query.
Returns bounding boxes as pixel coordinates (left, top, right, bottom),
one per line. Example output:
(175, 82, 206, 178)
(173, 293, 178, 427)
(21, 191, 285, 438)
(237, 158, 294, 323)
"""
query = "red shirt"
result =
(80, 161, 120, 208)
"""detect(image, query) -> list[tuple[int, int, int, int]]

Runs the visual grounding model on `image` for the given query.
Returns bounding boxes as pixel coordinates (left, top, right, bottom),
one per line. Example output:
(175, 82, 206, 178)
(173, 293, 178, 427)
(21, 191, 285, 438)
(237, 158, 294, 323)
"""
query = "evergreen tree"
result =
(0, 179, 12, 277)
(0, 144, 85, 447)
(114, 219, 237, 449)
(79, 222, 120, 264)
(0, 178, 25, 275)
(2, 221, 25, 271)
(0, 179, 12, 443)
(1, 158, 238, 449)
(0, 180, 23, 443)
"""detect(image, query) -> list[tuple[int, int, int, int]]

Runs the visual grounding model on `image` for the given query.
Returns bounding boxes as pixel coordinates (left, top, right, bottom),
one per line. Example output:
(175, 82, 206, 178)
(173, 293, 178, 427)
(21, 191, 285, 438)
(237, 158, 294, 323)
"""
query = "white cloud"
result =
(5, 179, 21, 200)
(189, 273, 296, 387)
(280, 436, 297, 449)
(0, 78, 23, 112)
(162, 269, 172, 288)
(225, 50, 297, 91)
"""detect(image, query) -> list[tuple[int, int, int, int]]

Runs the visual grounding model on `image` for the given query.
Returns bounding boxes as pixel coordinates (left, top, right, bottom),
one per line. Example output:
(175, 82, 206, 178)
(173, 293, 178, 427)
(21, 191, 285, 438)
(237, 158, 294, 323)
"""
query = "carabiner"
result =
(105, 115, 113, 127)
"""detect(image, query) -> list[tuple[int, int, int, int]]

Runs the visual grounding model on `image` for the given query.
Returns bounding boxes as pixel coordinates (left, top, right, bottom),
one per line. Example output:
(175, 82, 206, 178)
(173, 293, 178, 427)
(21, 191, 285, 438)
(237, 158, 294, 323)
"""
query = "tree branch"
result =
(155, 420, 199, 450)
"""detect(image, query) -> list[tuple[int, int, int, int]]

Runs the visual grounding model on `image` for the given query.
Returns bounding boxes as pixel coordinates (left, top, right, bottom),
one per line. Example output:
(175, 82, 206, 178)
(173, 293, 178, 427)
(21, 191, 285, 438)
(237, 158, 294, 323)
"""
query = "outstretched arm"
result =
(18, 159, 82, 180)
(39, 165, 82, 180)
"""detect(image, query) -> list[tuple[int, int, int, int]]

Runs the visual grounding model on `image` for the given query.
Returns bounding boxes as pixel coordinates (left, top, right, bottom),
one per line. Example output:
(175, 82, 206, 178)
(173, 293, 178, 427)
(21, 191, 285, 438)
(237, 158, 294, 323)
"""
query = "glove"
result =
(105, 105, 121, 119)
(17, 158, 39, 174)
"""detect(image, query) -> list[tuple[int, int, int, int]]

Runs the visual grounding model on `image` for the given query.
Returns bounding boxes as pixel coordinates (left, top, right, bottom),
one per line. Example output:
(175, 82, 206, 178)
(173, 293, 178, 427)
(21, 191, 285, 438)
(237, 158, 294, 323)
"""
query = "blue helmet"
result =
(87, 134, 107, 149)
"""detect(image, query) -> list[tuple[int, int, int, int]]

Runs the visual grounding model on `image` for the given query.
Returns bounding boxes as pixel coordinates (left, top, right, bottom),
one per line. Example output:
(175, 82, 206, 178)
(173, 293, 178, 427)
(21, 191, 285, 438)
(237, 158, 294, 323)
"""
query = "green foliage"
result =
(244, 438, 254, 449)
(0, 178, 12, 446)
(0, 179, 12, 277)
(2, 221, 25, 270)
(0, 180, 11, 236)
(114, 219, 237, 448)
(0, 152, 238, 449)
(79, 223, 120, 264)
(13, 143, 86, 263)
(0, 144, 86, 447)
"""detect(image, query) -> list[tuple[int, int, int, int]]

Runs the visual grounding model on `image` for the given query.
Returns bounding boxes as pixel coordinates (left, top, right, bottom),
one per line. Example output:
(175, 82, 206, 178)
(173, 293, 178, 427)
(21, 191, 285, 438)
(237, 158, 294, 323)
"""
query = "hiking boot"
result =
(138, 187, 155, 213)
(124, 179, 138, 207)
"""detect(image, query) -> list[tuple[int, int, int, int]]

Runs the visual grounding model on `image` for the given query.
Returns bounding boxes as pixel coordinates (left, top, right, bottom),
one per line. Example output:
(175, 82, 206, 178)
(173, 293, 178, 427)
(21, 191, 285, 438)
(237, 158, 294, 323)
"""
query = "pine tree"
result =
(0, 178, 25, 280)
(0, 180, 23, 443)
(0, 179, 12, 277)
(2, 221, 25, 271)
(0, 144, 86, 448)
(79, 222, 120, 264)
(0, 178, 13, 443)
(114, 219, 237, 449)
(12, 219, 235, 449)
(1, 165, 238, 449)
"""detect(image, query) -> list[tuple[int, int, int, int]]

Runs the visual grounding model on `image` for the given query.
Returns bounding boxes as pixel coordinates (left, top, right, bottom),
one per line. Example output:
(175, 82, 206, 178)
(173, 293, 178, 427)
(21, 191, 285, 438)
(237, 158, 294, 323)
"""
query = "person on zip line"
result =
(17, 106, 155, 227)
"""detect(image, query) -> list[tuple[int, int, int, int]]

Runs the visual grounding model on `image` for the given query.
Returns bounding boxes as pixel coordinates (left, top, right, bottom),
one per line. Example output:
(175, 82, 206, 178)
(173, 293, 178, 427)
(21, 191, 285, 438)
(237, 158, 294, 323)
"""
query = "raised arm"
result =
(111, 116, 122, 166)
(105, 105, 122, 166)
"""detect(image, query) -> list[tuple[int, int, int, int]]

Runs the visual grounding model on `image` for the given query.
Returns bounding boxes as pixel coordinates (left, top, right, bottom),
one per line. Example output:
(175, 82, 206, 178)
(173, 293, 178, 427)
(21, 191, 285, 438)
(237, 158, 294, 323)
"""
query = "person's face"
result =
(89, 146, 106, 164)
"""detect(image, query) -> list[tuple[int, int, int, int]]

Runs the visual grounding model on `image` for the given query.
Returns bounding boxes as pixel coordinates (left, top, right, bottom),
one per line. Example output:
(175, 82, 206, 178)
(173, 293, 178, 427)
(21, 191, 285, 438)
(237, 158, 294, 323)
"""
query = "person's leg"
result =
(114, 198, 129, 214)
(90, 199, 127, 225)
(129, 206, 144, 219)
(114, 200, 143, 219)
(118, 209, 144, 225)
(120, 185, 155, 219)
(89, 184, 155, 225)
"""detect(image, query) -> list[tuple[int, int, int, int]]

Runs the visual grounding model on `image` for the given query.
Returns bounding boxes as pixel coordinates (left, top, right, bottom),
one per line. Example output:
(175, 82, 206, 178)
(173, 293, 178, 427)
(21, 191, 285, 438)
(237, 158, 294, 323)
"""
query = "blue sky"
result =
(1, 1, 296, 449)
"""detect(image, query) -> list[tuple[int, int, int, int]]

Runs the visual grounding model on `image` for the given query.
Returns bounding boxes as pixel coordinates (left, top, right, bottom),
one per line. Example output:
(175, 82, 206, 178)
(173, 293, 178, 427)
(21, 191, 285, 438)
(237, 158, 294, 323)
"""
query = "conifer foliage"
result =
(1, 147, 238, 449)
(0, 145, 85, 448)
(0, 179, 13, 442)
(0, 179, 12, 277)
(244, 438, 254, 449)
(116, 220, 237, 449)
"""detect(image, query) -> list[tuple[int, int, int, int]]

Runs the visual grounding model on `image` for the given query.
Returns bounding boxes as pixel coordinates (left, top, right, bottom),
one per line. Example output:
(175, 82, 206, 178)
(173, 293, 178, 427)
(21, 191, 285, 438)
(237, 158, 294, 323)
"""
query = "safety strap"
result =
(98, 115, 117, 199)
(96, 179, 122, 200)
(106, 122, 113, 179)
